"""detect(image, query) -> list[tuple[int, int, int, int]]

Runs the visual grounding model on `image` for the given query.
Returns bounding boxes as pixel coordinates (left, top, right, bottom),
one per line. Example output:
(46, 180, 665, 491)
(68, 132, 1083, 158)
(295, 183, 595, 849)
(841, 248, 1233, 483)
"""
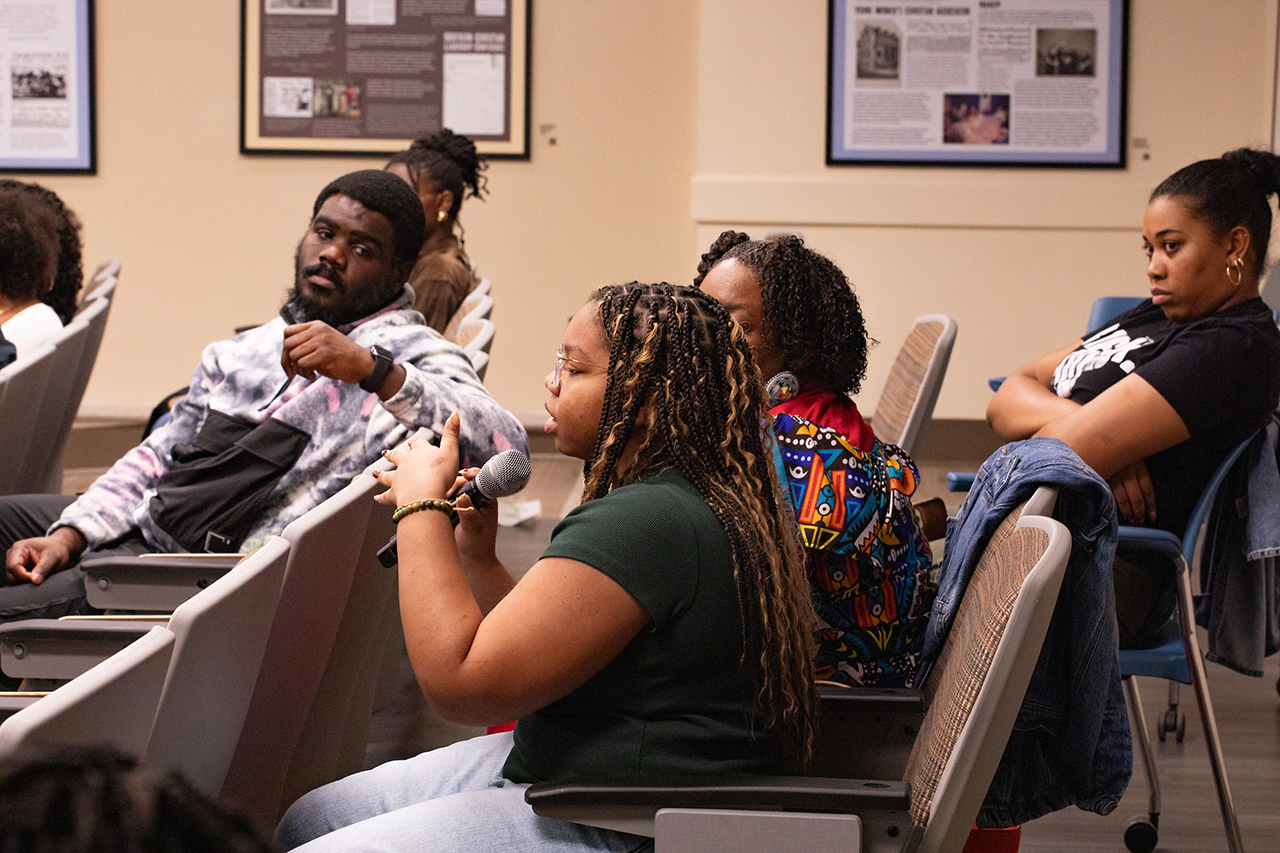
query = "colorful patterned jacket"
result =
(772, 408, 936, 687)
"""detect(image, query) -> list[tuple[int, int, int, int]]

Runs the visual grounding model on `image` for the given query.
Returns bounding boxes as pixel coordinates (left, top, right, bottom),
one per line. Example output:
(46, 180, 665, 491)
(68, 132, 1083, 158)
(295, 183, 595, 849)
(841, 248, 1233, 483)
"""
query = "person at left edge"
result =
(0, 169, 528, 625)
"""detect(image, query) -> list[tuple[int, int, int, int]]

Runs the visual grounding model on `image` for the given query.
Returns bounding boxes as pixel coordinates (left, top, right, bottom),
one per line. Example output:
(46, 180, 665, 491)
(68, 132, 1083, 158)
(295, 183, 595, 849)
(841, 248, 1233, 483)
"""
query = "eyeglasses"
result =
(552, 345, 606, 389)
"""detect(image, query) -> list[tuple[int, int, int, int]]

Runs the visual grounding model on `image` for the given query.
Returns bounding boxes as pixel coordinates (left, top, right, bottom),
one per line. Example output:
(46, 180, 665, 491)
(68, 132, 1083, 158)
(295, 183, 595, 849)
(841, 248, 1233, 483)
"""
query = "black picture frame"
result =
(0, 0, 96, 174)
(241, 0, 531, 160)
(827, 0, 1127, 168)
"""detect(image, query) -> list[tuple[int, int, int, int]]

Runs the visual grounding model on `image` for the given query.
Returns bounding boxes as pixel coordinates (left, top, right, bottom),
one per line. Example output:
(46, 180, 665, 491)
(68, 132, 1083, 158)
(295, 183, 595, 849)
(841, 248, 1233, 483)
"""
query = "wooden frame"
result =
(241, 0, 530, 159)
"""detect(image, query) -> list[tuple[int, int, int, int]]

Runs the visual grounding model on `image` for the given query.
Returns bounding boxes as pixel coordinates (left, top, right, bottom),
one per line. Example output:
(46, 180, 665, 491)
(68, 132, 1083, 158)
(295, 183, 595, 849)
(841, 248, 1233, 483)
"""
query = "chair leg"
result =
(1123, 676, 1161, 831)
(1157, 680, 1184, 743)
(1174, 560, 1244, 853)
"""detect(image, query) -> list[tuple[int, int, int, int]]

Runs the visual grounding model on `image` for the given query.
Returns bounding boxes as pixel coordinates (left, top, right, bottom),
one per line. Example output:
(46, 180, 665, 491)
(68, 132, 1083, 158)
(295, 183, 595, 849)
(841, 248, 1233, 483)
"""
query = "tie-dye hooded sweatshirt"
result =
(52, 287, 527, 553)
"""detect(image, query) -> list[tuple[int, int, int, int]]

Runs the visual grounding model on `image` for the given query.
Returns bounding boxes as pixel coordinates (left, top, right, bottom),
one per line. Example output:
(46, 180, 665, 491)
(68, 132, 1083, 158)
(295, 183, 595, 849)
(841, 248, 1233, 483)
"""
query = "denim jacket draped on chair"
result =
(920, 437, 1131, 827)
(1200, 415, 1280, 676)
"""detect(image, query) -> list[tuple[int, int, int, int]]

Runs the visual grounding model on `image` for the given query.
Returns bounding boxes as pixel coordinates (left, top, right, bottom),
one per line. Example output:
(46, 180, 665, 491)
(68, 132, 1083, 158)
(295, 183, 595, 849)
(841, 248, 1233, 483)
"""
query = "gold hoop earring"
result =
(437, 210, 447, 222)
(1227, 256, 1244, 288)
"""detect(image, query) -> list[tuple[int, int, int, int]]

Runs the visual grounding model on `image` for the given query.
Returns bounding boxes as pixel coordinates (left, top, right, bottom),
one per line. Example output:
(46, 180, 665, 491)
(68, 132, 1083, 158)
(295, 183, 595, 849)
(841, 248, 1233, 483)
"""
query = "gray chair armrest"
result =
(82, 554, 240, 612)
(0, 618, 156, 681)
(525, 774, 908, 838)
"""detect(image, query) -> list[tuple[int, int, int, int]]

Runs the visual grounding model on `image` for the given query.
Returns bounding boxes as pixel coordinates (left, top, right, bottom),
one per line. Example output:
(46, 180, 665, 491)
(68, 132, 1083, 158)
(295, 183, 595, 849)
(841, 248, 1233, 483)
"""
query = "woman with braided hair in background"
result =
(277, 283, 816, 853)
(385, 128, 487, 332)
(696, 231, 936, 689)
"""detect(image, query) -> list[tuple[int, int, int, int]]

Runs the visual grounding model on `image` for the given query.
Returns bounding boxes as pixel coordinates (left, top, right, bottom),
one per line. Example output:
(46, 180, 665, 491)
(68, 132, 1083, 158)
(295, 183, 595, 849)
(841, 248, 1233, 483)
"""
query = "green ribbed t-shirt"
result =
(501, 469, 782, 783)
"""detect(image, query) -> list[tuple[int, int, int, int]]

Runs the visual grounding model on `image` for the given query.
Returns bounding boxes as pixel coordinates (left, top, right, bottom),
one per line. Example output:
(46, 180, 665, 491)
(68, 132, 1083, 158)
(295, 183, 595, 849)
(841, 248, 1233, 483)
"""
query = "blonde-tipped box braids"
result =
(581, 283, 817, 769)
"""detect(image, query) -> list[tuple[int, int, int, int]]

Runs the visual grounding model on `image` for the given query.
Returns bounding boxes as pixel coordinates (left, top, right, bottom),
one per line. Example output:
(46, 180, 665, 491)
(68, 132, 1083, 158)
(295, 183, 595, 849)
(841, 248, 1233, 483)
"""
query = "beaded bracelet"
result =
(392, 498, 459, 527)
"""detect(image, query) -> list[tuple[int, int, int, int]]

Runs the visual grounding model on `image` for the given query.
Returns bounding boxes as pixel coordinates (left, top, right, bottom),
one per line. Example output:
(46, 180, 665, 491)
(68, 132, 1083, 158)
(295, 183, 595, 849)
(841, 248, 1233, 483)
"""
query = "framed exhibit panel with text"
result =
(241, 0, 530, 159)
(827, 0, 1126, 167)
(0, 0, 95, 173)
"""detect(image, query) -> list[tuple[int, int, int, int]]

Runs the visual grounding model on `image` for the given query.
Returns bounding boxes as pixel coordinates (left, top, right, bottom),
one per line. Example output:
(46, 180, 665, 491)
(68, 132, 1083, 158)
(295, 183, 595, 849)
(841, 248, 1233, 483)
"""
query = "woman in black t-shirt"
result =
(988, 148, 1280, 646)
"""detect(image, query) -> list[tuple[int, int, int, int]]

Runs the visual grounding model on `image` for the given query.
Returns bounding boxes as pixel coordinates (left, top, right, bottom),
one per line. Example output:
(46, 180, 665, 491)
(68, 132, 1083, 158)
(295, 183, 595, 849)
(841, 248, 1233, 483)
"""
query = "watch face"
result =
(362, 345, 394, 392)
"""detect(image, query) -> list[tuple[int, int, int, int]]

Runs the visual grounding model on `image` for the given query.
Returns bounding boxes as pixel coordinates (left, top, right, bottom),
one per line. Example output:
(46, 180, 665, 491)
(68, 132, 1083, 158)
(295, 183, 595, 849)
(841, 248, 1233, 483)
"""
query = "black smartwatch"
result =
(359, 345, 394, 394)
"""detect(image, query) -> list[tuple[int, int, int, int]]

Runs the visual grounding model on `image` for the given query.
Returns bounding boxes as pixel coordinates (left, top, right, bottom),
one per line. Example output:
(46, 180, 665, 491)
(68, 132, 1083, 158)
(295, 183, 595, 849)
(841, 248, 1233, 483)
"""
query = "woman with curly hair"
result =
(697, 232, 936, 688)
(0, 183, 76, 361)
(277, 283, 816, 853)
(385, 128, 487, 332)
(0, 179, 83, 326)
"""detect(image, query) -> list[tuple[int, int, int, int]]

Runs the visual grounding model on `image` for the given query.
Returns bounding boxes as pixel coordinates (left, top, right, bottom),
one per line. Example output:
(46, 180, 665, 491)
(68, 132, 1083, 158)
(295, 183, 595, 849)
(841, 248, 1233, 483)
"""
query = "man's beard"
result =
(282, 246, 402, 327)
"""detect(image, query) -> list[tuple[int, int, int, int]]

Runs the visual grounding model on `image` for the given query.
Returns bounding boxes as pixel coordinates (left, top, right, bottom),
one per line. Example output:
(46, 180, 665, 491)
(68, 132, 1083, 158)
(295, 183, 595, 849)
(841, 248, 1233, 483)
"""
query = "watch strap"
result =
(359, 345, 394, 394)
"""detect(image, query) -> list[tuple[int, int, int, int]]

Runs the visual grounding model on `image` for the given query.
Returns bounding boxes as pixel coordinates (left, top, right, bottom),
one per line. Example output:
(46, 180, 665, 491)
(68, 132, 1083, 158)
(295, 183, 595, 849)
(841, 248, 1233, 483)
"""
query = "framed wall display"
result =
(241, 0, 530, 159)
(0, 0, 95, 173)
(827, 0, 1127, 167)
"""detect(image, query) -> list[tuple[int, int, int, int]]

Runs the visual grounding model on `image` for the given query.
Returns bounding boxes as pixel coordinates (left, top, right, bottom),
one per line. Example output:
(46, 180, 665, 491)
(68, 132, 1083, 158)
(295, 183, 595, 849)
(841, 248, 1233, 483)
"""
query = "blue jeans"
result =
(275, 732, 653, 853)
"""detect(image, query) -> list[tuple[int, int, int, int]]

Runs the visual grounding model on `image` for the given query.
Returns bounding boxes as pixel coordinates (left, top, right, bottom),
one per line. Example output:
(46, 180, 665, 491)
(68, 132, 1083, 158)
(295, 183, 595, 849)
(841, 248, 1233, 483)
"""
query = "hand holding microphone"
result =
(378, 448, 531, 568)
(451, 449, 532, 509)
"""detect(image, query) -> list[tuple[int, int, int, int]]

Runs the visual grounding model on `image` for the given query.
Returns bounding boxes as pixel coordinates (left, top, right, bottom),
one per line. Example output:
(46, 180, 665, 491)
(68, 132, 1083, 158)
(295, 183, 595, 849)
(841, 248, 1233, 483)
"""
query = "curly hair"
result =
(694, 231, 873, 395)
(0, 180, 82, 324)
(0, 188, 62, 318)
(0, 746, 278, 853)
(581, 282, 817, 768)
(1152, 147, 1280, 282)
(385, 128, 487, 220)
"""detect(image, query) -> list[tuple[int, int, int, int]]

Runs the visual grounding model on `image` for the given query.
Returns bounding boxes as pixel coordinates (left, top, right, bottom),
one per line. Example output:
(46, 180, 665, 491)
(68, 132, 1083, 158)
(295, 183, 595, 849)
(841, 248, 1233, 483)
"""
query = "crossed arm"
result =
(986, 340, 1191, 524)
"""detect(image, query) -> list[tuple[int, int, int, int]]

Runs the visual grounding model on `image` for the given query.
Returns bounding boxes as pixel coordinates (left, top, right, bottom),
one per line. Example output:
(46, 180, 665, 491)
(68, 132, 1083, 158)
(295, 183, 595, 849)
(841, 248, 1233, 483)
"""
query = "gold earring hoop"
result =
(1227, 256, 1244, 288)
(437, 210, 447, 222)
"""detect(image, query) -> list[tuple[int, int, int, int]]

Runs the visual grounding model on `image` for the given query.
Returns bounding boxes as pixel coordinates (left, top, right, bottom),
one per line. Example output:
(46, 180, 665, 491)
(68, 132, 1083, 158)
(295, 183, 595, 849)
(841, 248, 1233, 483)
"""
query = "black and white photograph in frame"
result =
(1036, 28, 1097, 77)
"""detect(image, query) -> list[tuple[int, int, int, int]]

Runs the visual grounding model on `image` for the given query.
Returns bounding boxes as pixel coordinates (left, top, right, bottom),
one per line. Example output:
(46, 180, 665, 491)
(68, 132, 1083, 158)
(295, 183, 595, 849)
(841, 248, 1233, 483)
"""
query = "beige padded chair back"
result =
(90, 258, 121, 288)
(456, 317, 495, 381)
(0, 343, 56, 495)
(905, 488, 1068, 853)
(220, 469, 381, 832)
(144, 536, 292, 795)
(443, 284, 494, 344)
(82, 273, 117, 309)
(79, 264, 119, 312)
(868, 314, 956, 457)
(0, 627, 174, 759)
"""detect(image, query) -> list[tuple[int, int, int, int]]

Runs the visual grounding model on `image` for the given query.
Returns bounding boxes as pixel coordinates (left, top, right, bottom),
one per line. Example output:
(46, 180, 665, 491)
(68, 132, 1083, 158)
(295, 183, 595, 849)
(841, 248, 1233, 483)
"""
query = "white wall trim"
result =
(691, 173, 1141, 230)
(76, 403, 154, 421)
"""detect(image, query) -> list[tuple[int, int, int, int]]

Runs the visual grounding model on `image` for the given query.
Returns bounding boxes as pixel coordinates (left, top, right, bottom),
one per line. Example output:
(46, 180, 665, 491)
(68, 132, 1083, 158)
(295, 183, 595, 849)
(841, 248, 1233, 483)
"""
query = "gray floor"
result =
(1021, 659, 1280, 853)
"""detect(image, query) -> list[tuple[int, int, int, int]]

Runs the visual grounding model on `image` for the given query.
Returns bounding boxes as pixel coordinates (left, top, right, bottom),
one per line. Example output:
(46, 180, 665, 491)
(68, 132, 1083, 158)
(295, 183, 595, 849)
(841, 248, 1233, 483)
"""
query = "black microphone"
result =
(376, 449, 532, 568)
(453, 449, 532, 509)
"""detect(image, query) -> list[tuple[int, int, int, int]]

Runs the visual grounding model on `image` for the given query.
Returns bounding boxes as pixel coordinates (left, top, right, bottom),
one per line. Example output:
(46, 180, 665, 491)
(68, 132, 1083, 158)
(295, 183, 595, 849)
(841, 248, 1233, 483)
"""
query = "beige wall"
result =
(38, 0, 700, 425)
(693, 0, 1280, 419)
(29, 0, 1280, 424)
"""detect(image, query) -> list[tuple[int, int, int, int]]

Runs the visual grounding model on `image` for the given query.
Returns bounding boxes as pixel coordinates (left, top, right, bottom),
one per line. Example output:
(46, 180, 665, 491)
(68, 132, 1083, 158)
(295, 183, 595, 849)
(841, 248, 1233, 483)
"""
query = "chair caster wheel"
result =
(1156, 708, 1180, 742)
(1124, 816, 1158, 853)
